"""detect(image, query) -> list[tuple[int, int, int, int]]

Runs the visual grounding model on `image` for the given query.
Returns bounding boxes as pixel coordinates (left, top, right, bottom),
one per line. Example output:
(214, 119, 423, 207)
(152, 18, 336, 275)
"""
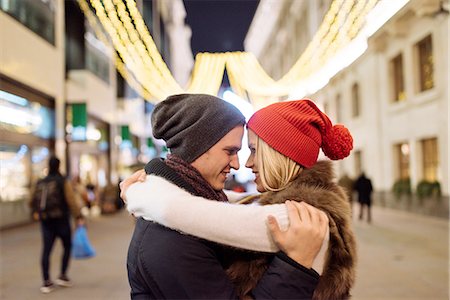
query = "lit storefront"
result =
(0, 76, 55, 228)
(65, 104, 111, 189)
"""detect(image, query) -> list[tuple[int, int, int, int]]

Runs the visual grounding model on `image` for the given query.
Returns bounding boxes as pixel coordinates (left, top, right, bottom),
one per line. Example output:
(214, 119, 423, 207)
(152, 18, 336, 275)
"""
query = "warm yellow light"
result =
(77, 0, 385, 107)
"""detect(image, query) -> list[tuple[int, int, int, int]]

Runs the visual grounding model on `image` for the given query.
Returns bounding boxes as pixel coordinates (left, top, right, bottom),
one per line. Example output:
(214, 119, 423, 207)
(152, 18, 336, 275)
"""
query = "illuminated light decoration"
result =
(76, 0, 408, 107)
(77, 0, 154, 100)
(88, 0, 170, 99)
(123, 0, 182, 90)
(86, 126, 102, 141)
(111, 0, 182, 93)
(31, 147, 50, 163)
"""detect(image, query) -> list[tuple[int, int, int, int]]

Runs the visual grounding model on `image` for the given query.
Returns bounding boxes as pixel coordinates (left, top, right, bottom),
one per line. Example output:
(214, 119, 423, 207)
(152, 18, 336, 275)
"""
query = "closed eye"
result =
(225, 147, 240, 155)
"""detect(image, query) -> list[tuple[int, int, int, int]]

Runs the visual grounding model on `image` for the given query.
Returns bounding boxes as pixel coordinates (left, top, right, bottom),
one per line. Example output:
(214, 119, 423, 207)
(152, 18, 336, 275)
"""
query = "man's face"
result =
(191, 125, 244, 191)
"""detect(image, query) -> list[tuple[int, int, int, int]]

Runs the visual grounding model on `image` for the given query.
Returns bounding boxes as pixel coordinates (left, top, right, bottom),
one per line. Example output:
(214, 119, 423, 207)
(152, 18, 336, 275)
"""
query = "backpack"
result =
(33, 176, 68, 220)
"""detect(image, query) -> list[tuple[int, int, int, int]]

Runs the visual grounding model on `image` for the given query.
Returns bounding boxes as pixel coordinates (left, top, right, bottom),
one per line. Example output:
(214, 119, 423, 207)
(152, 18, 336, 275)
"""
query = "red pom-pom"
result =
(322, 125, 353, 160)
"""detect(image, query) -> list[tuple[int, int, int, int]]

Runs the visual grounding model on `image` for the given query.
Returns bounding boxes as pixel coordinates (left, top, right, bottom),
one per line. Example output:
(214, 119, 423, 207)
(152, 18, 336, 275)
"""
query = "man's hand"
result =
(76, 217, 86, 227)
(267, 201, 329, 268)
(119, 169, 147, 203)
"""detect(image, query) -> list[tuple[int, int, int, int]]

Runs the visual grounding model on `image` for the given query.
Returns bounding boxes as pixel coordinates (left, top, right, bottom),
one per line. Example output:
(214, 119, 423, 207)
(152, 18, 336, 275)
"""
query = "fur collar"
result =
(239, 160, 357, 300)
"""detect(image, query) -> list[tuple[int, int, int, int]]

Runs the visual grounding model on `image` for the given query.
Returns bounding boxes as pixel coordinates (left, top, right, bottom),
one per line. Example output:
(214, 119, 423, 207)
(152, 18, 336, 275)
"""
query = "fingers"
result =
(137, 170, 147, 182)
(301, 202, 329, 240)
(119, 169, 146, 202)
(286, 200, 301, 224)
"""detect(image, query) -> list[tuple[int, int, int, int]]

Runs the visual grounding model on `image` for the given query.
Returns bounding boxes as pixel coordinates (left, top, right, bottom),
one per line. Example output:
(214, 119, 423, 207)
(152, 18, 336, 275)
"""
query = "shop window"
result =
(394, 143, 410, 180)
(354, 150, 362, 175)
(390, 54, 405, 102)
(351, 83, 360, 117)
(0, 144, 30, 202)
(421, 137, 438, 181)
(0, 90, 55, 139)
(0, 0, 56, 45)
(416, 35, 434, 92)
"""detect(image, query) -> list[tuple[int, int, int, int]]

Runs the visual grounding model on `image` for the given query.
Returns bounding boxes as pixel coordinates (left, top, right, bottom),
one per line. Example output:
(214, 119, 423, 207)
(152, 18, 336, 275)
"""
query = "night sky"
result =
(183, 0, 259, 55)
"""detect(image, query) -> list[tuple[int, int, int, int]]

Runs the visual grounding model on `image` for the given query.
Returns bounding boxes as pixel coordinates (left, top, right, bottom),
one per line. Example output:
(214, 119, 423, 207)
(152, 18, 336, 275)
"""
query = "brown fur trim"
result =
(226, 161, 357, 300)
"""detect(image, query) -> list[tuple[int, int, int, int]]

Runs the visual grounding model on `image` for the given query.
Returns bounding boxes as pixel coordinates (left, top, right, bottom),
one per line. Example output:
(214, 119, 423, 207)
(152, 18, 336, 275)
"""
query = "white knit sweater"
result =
(126, 175, 328, 273)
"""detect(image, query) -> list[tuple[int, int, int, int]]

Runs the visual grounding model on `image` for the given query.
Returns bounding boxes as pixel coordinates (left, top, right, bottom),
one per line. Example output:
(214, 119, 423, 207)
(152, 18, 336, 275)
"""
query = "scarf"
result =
(165, 154, 228, 202)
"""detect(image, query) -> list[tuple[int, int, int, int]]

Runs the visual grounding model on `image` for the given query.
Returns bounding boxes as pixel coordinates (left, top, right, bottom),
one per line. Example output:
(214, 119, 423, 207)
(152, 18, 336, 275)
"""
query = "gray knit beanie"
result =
(151, 94, 246, 163)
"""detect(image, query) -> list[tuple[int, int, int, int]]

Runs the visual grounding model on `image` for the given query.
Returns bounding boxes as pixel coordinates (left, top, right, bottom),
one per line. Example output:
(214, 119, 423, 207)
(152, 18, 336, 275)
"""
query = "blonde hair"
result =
(256, 136, 303, 192)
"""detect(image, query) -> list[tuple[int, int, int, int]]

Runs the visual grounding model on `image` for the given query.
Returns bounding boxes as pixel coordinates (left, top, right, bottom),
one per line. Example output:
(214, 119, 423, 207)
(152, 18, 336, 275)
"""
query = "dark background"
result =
(183, 0, 259, 55)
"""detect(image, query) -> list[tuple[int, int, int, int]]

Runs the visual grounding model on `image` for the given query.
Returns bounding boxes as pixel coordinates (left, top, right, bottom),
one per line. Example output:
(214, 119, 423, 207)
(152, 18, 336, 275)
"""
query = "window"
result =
(390, 54, 405, 102)
(85, 27, 110, 84)
(0, 0, 56, 44)
(335, 94, 342, 123)
(394, 143, 410, 180)
(86, 43, 110, 84)
(354, 150, 362, 175)
(0, 90, 55, 139)
(416, 35, 434, 92)
(421, 138, 438, 181)
(351, 83, 360, 117)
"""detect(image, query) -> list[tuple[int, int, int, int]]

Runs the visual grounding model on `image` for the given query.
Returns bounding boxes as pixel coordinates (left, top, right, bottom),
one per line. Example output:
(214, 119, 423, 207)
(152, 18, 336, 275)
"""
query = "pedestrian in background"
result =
(354, 172, 373, 223)
(30, 156, 84, 294)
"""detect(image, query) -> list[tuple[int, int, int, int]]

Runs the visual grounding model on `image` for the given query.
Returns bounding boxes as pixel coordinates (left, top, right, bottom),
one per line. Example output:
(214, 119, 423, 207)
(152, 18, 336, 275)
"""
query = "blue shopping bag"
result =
(72, 225, 96, 259)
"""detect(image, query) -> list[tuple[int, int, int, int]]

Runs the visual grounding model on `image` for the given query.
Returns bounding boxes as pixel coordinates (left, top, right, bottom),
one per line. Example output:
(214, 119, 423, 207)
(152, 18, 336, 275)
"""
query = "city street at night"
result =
(1, 0, 448, 298)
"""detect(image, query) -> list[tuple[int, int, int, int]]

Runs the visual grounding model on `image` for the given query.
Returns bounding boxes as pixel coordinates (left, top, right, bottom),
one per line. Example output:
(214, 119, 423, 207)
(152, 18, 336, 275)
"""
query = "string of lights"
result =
(77, 0, 384, 107)
(77, 0, 154, 100)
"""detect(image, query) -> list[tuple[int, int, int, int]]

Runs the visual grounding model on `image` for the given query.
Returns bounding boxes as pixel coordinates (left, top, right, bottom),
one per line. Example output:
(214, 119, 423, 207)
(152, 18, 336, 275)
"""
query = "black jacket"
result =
(354, 174, 373, 204)
(127, 159, 319, 299)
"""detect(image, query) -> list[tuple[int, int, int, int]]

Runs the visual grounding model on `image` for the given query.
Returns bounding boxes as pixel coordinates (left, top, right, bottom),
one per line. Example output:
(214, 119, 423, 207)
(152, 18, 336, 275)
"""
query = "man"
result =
(354, 172, 374, 223)
(30, 156, 84, 293)
(124, 94, 327, 299)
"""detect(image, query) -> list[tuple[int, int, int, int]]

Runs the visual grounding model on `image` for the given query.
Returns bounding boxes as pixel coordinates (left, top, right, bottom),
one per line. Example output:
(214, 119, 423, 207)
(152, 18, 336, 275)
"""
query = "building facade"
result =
(245, 0, 449, 209)
(0, 0, 191, 228)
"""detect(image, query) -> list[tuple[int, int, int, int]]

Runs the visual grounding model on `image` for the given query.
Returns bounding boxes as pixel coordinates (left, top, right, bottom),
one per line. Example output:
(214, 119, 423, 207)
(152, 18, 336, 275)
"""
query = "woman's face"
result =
(245, 129, 265, 192)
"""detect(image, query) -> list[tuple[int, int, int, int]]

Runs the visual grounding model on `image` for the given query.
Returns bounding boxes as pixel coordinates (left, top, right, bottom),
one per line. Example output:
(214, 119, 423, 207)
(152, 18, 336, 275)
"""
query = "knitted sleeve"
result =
(126, 175, 328, 273)
(126, 175, 285, 252)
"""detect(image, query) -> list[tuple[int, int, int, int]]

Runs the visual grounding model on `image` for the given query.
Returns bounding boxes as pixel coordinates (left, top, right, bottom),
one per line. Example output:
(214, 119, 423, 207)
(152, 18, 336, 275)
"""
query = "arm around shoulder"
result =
(126, 175, 290, 252)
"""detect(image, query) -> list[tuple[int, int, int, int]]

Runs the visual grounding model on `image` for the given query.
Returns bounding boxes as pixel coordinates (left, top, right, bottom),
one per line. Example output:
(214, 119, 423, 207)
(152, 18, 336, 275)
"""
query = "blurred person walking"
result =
(30, 156, 84, 293)
(354, 172, 373, 223)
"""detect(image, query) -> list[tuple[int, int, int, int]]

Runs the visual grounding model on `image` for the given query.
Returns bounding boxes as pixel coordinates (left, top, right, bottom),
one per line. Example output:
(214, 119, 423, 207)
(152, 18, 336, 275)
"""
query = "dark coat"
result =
(354, 174, 373, 204)
(127, 159, 320, 299)
(227, 161, 357, 300)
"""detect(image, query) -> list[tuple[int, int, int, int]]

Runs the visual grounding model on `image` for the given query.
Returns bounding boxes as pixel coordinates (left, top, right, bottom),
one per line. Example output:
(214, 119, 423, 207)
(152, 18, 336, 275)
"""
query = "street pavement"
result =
(0, 204, 448, 300)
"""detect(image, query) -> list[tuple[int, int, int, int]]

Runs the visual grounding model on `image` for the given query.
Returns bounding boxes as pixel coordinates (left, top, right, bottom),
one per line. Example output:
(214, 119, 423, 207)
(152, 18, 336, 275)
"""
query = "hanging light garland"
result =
(77, 0, 384, 107)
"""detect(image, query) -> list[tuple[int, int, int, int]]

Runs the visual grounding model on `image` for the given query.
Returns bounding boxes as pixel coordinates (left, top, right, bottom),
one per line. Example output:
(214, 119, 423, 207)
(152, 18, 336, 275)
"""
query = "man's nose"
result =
(230, 154, 240, 170)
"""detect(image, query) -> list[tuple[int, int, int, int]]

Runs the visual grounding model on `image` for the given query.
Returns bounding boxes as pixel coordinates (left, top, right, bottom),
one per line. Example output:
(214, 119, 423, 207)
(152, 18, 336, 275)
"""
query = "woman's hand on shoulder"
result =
(119, 169, 147, 203)
(267, 200, 329, 268)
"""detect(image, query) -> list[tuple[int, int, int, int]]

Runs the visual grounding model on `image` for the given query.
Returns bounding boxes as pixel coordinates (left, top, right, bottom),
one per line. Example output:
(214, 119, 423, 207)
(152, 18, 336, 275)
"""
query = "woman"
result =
(123, 99, 357, 300)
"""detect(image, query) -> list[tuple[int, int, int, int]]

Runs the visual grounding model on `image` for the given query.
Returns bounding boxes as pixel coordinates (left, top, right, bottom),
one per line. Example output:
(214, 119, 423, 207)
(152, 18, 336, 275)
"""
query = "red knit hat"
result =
(247, 99, 353, 168)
